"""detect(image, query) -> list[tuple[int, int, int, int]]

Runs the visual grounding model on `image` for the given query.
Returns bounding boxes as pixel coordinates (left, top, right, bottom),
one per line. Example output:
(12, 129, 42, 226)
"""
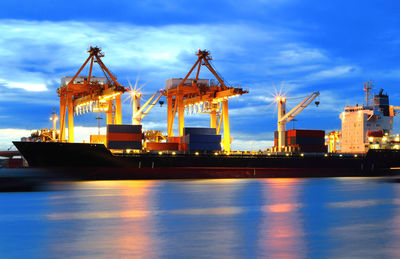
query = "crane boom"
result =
(276, 91, 320, 152)
(133, 90, 164, 121)
(279, 92, 319, 123)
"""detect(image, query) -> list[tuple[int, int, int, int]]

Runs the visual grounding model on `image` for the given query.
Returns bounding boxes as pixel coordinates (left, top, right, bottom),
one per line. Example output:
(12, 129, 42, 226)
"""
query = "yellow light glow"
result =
(396, 137, 400, 142)
(195, 152, 199, 155)
(368, 137, 374, 142)
(158, 151, 162, 155)
(324, 154, 328, 157)
(172, 152, 176, 155)
(383, 137, 387, 141)
(214, 152, 219, 156)
(285, 153, 289, 156)
(354, 154, 358, 157)
(300, 153, 304, 157)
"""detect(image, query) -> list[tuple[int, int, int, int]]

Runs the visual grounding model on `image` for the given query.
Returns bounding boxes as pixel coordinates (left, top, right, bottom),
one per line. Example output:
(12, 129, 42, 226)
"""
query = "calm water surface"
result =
(1, 176, 400, 258)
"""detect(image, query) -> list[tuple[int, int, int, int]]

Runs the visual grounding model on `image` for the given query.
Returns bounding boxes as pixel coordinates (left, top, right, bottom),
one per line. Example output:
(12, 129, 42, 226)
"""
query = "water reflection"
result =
(45, 181, 160, 258)
(4, 177, 400, 257)
(258, 179, 306, 258)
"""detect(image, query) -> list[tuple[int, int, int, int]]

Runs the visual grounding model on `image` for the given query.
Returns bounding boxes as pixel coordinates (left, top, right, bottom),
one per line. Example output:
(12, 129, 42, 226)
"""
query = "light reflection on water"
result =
(1, 177, 400, 257)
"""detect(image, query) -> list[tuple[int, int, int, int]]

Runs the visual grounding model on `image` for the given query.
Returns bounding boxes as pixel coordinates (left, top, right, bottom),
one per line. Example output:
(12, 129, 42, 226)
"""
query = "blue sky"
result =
(1, 0, 400, 150)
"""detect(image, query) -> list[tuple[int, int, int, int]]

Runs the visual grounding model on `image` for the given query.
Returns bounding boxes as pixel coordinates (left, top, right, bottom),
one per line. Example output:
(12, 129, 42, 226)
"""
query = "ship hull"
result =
(12, 141, 400, 179)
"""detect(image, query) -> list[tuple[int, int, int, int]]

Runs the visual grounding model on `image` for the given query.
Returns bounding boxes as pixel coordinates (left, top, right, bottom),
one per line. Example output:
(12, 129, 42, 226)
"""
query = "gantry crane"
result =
(57, 46, 128, 142)
(276, 92, 320, 151)
(164, 50, 248, 152)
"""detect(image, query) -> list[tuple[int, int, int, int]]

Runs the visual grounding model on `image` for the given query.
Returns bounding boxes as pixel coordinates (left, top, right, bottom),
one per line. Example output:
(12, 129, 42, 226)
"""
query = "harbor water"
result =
(1, 175, 400, 258)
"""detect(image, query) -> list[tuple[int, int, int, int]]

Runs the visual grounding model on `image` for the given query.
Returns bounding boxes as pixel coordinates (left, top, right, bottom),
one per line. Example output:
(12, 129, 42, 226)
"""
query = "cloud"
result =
(306, 65, 359, 81)
(1, 81, 47, 91)
(0, 19, 364, 150)
(0, 129, 32, 150)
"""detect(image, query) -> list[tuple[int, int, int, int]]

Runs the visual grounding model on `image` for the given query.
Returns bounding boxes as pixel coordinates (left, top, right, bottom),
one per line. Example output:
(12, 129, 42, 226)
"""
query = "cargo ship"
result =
(10, 48, 400, 179)
(11, 140, 400, 179)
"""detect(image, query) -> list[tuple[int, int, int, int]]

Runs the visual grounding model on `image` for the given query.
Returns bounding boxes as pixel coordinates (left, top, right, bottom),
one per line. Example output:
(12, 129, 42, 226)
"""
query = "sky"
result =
(1, 0, 400, 150)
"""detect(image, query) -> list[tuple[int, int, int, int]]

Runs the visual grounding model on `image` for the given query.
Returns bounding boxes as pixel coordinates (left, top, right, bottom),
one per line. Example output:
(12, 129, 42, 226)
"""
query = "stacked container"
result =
(183, 127, 221, 152)
(287, 129, 326, 152)
(146, 142, 179, 151)
(107, 124, 142, 150)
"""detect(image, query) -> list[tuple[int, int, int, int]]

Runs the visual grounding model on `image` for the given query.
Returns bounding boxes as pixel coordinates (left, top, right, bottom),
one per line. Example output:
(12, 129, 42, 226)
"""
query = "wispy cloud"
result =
(306, 65, 359, 81)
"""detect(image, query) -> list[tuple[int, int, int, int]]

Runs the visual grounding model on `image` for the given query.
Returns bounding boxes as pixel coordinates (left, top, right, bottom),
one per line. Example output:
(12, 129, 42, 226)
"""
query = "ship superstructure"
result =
(340, 83, 395, 153)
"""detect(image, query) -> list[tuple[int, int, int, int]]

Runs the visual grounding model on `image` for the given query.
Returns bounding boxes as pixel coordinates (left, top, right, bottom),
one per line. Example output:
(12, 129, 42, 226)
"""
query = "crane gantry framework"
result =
(57, 46, 128, 142)
(164, 50, 248, 152)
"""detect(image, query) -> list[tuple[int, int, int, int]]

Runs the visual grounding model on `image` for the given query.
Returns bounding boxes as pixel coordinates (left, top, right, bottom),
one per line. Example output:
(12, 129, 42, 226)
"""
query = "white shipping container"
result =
(164, 78, 209, 90)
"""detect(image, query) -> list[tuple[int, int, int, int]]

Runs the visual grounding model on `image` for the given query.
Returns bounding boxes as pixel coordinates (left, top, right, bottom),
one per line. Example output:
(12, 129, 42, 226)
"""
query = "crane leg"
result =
(59, 94, 66, 141)
(222, 100, 230, 152)
(167, 96, 173, 137)
(67, 94, 74, 143)
(115, 95, 122, 124)
(107, 100, 113, 125)
(210, 110, 217, 128)
(178, 93, 184, 137)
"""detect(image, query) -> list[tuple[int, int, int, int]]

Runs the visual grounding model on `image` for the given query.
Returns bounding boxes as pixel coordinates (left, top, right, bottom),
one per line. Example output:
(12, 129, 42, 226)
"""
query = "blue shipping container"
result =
(107, 124, 142, 133)
(185, 134, 221, 144)
(183, 127, 216, 136)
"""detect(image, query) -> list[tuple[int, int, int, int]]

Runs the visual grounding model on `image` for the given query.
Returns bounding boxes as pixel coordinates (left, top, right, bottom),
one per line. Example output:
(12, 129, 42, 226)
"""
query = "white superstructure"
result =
(340, 88, 394, 153)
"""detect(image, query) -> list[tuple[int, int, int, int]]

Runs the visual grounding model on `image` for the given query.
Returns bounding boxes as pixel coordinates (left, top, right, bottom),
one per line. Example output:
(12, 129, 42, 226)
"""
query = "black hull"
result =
(12, 141, 400, 179)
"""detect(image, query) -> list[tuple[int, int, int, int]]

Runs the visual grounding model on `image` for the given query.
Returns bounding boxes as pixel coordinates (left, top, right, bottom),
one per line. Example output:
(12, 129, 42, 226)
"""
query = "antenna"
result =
(363, 81, 374, 106)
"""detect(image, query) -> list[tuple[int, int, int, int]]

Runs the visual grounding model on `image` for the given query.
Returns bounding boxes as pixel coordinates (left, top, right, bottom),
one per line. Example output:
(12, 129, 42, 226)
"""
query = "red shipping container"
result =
(168, 136, 183, 143)
(287, 129, 325, 138)
(146, 142, 179, 151)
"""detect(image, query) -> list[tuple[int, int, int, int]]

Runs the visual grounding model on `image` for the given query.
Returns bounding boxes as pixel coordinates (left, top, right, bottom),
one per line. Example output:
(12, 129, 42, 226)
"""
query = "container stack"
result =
(107, 124, 142, 150)
(183, 127, 221, 152)
(146, 142, 179, 151)
(286, 129, 327, 152)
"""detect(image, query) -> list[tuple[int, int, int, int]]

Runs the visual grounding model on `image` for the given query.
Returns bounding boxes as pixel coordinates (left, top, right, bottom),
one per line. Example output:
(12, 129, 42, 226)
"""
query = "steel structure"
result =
(164, 50, 248, 152)
(276, 92, 320, 151)
(130, 89, 164, 125)
(57, 46, 128, 142)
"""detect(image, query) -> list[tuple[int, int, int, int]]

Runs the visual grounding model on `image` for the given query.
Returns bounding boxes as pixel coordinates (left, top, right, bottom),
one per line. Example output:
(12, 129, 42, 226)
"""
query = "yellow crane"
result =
(163, 50, 248, 152)
(57, 46, 128, 142)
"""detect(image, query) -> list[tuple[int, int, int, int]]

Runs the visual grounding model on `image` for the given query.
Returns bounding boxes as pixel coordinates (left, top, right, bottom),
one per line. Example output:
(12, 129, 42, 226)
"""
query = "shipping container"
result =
(188, 142, 221, 151)
(90, 135, 106, 144)
(107, 124, 142, 133)
(288, 136, 324, 146)
(107, 132, 142, 142)
(107, 141, 142, 150)
(165, 78, 209, 90)
(146, 142, 179, 151)
(183, 127, 216, 136)
(185, 134, 221, 144)
(287, 129, 325, 138)
(180, 143, 188, 151)
(167, 136, 183, 143)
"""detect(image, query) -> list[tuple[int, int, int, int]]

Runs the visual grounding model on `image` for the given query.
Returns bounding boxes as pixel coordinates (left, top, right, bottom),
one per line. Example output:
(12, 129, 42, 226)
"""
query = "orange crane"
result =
(164, 50, 248, 152)
(57, 46, 128, 142)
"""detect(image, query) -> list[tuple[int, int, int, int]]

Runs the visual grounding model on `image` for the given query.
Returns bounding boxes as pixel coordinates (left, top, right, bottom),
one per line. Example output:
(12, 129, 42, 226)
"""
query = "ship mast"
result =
(363, 81, 374, 106)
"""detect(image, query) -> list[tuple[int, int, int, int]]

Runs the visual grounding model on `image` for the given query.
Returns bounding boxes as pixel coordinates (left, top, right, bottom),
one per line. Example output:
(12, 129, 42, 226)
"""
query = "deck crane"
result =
(57, 46, 128, 143)
(276, 92, 320, 151)
(130, 89, 164, 125)
(164, 50, 248, 152)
